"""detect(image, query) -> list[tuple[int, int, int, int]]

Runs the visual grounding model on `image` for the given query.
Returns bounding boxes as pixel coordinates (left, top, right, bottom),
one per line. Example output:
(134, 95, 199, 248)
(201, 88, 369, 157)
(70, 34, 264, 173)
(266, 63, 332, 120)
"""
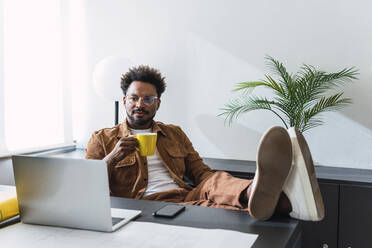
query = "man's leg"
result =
(144, 126, 324, 221)
(183, 171, 252, 210)
(142, 174, 251, 210)
(142, 188, 190, 203)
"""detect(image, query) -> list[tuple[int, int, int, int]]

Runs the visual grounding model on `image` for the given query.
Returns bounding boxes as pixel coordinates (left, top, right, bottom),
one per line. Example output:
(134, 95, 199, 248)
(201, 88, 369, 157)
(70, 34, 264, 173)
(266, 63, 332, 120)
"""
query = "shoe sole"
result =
(283, 128, 325, 221)
(248, 126, 292, 220)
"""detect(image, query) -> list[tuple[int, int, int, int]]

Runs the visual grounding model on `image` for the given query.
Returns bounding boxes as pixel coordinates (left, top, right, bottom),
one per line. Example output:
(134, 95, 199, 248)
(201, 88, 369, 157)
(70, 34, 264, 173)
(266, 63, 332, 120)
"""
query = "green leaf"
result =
(265, 55, 294, 90)
(301, 93, 352, 132)
(232, 81, 268, 95)
(233, 81, 269, 91)
(219, 96, 288, 127)
(264, 75, 286, 97)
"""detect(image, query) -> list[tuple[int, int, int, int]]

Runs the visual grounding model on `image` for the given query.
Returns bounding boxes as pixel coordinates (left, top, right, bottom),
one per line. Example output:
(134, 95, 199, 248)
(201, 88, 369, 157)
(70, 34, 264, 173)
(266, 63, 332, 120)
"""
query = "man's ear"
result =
(156, 98, 161, 110)
(123, 96, 126, 106)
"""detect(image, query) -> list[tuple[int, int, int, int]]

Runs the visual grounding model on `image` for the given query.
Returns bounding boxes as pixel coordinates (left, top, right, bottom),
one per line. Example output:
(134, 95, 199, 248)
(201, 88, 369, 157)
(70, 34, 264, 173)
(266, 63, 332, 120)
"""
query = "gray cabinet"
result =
(338, 184, 372, 248)
(302, 182, 339, 248)
(203, 157, 372, 248)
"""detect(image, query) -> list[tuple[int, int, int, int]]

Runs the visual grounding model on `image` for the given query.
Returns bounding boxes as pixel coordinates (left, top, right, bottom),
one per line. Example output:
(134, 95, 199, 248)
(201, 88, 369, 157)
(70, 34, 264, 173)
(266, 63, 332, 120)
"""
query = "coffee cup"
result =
(134, 133, 157, 156)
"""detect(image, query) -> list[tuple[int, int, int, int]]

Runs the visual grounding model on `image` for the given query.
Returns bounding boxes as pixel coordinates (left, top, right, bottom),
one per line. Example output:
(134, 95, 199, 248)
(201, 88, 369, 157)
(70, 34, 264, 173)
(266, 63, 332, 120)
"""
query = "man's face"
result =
(123, 81, 161, 129)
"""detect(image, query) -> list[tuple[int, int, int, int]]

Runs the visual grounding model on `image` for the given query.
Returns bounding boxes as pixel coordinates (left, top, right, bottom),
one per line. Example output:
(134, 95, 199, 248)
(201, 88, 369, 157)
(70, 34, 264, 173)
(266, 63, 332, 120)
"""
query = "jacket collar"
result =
(119, 119, 166, 138)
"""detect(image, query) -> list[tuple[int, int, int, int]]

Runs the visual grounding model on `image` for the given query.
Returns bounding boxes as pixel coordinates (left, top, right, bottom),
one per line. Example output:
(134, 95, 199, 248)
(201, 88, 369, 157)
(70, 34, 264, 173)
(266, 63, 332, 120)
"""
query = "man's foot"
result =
(248, 126, 292, 220)
(283, 127, 325, 221)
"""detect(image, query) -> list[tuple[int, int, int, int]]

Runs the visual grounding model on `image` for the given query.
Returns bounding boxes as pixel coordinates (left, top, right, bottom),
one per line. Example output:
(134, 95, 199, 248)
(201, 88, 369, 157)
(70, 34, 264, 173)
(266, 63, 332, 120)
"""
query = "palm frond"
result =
(233, 81, 269, 91)
(265, 55, 293, 88)
(233, 78, 285, 97)
(265, 55, 297, 100)
(301, 119, 324, 132)
(219, 96, 271, 126)
(301, 93, 352, 132)
(295, 65, 358, 105)
(270, 97, 294, 125)
(233, 81, 268, 95)
(299, 66, 358, 87)
(264, 75, 286, 97)
(219, 96, 287, 127)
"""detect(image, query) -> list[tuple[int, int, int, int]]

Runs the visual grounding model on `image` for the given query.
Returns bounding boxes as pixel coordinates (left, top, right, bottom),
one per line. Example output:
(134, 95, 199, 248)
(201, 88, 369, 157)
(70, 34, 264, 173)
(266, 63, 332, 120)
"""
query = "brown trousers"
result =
(142, 171, 252, 211)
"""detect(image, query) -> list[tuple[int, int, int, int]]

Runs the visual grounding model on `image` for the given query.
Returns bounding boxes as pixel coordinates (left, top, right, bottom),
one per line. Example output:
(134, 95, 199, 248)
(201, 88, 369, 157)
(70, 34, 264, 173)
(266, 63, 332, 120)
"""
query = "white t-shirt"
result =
(130, 128, 180, 197)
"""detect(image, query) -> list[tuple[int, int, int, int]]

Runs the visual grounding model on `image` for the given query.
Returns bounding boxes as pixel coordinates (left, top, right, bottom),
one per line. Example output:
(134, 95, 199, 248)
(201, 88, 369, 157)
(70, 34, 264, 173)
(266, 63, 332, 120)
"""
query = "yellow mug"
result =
(134, 133, 157, 156)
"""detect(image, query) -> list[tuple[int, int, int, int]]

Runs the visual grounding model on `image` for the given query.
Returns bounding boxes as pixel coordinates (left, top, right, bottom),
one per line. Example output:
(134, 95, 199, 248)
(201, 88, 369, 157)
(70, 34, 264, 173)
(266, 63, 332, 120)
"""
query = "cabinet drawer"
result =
(339, 184, 372, 248)
(301, 182, 339, 248)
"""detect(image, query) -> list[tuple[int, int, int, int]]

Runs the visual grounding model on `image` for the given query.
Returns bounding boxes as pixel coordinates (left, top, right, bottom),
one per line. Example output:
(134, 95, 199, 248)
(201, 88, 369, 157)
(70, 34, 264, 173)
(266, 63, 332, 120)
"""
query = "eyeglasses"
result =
(126, 95, 159, 106)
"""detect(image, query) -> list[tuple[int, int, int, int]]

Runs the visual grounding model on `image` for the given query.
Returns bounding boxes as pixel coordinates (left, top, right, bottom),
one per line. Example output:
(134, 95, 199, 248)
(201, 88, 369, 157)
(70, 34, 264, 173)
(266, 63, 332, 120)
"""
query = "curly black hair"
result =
(120, 65, 166, 97)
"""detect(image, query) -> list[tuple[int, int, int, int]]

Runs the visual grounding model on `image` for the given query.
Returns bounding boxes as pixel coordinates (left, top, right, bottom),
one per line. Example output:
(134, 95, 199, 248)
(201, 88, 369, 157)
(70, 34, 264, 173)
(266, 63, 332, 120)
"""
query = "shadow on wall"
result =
(194, 114, 262, 160)
(306, 112, 372, 169)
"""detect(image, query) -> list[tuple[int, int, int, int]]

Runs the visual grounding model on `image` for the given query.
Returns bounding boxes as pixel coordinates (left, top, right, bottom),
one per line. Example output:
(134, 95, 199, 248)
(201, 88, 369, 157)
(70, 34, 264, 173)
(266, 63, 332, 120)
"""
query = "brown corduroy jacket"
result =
(85, 120, 214, 199)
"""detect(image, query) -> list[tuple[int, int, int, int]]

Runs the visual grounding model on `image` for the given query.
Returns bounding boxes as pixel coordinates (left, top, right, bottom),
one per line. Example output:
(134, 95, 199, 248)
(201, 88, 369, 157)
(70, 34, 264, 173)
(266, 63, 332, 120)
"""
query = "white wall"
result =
(70, 0, 372, 169)
(0, 158, 13, 185)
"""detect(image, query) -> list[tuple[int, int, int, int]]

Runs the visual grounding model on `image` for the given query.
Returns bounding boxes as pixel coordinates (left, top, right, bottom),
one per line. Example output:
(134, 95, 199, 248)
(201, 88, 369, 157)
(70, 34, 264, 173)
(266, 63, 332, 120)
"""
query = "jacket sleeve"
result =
(178, 127, 214, 185)
(85, 132, 106, 160)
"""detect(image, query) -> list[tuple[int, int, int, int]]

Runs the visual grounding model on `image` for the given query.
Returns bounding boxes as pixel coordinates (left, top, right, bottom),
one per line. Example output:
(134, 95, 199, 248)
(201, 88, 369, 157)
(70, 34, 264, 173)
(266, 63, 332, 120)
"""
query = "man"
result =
(86, 65, 324, 221)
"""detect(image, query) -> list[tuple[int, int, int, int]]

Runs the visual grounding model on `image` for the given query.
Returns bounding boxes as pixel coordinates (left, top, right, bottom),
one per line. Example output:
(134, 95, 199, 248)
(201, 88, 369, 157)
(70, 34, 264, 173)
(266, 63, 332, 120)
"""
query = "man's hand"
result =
(103, 136, 139, 167)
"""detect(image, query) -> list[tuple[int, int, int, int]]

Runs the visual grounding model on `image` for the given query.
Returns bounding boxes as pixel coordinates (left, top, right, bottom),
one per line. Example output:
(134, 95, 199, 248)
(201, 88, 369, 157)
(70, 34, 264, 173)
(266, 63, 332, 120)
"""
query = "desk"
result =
(26, 147, 301, 248)
(1, 197, 300, 248)
(111, 197, 301, 248)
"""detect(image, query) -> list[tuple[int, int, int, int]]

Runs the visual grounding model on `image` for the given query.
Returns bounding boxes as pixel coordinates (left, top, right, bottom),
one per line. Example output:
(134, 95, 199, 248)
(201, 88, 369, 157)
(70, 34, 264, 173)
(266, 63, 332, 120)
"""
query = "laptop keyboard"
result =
(112, 217, 124, 226)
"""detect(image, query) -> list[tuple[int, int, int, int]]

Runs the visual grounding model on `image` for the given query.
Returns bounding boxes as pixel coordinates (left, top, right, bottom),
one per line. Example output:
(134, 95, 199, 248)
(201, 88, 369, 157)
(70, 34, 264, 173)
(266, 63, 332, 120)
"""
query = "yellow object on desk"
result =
(0, 185, 19, 222)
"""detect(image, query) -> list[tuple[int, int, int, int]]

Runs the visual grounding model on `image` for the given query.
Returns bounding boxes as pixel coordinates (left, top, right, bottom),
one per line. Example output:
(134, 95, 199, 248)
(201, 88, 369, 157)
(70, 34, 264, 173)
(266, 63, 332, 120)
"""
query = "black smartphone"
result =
(153, 204, 186, 218)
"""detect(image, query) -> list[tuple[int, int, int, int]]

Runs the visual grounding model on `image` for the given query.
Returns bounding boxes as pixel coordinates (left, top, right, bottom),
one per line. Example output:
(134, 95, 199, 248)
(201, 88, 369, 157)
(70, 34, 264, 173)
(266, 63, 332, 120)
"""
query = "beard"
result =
(126, 108, 156, 127)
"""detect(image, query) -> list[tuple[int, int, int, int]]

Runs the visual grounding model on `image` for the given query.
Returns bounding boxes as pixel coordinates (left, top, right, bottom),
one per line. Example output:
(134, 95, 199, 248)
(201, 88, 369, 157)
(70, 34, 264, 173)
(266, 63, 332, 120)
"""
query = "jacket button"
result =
(144, 178, 147, 181)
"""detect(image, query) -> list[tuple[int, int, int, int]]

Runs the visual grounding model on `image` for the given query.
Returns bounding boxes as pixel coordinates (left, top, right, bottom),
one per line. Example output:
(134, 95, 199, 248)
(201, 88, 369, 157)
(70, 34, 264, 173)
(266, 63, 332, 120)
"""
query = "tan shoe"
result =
(283, 127, 325, 221)
(248, 126, 292, 220)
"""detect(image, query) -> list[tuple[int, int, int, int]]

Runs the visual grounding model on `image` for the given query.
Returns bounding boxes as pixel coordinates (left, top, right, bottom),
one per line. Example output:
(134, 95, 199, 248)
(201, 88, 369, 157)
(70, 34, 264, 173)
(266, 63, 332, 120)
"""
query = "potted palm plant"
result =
(220, 57, 358, 222)
(220, 56, 358, 132)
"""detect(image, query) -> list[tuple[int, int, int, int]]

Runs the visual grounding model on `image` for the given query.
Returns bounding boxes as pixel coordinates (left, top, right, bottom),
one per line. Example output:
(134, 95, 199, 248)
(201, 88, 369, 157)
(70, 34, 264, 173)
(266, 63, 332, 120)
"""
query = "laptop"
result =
(12, 155, 141, 232)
